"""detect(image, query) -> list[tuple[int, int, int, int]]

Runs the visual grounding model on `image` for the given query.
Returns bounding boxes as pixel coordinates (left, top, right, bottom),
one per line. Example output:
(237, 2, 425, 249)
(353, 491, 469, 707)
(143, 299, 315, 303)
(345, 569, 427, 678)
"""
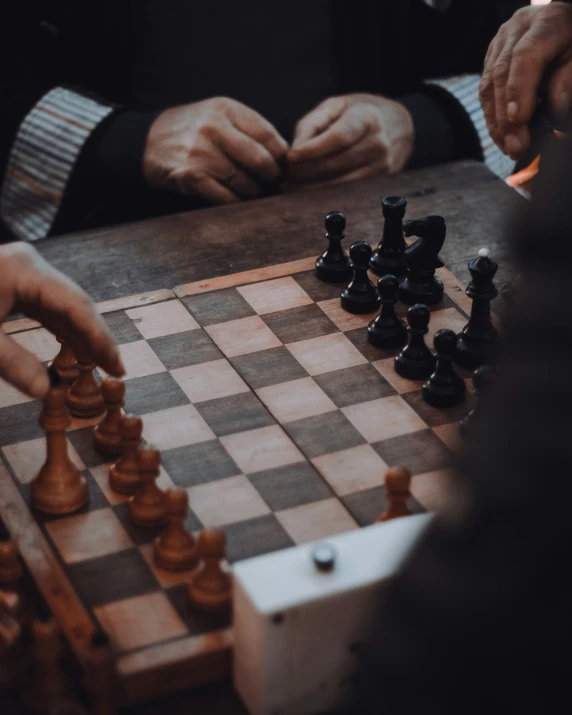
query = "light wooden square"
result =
(372, 357, 423, 394)
(410, 469, 455, 513)
(342, 396, 426, 443)
(276, 498, 358, 544)
(318, 299, 378, 332)
(45, 507, 133, 564)
(116, 340, 166, 380)
(142, 405, 215, 450)
(171, 359, 249, 404)
(286, 333, 367, 376)
(312, 444, 388, 496)
(2, 437, 85, 485)
(12, 328, 59, 362)
(126, 300, 199, 340)
(94, 592, 187, 652)
(206, 316, 282, 358)
(237, 277, 313, 315)
(89, 464, 129, 506)
(0, 380, 34, 409)
(256, 377, 337, 424)
(426, 307, 467, 346)
(187, 474, 270, 527)
(220, 425, 304, 474)
(433, 422, 462, 452)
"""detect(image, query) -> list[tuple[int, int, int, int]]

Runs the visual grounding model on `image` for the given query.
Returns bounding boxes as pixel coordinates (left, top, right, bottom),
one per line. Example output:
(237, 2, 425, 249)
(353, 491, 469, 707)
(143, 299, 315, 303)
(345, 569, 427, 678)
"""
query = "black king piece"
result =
(370, 196, 408, 278)
(455, 248, 499, 370)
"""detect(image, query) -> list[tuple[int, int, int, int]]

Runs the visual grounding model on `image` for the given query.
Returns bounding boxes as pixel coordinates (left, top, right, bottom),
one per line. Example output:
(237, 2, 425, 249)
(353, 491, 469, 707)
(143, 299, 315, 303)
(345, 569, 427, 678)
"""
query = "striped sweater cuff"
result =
(0, 87, 114, 241)
(426, 74, 515, 180)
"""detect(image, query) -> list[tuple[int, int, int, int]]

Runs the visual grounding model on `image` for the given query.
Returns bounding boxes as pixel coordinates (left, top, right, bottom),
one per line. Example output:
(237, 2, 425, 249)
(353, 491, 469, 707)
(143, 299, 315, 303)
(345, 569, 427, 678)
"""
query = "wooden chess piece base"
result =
(153, 490, 198, 571)
(188, 529, 231, 613)
(128, 447, 167, 528)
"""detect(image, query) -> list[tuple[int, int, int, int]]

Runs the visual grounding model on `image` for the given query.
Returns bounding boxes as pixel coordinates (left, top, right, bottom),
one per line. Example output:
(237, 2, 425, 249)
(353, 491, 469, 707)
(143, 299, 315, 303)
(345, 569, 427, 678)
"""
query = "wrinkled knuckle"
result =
(492, 62, 510, 85)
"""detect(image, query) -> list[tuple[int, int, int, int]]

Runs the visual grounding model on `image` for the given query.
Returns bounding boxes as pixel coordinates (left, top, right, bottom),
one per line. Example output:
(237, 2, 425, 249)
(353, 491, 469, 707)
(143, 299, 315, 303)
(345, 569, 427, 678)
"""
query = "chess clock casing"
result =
(233, 514, 432, 715)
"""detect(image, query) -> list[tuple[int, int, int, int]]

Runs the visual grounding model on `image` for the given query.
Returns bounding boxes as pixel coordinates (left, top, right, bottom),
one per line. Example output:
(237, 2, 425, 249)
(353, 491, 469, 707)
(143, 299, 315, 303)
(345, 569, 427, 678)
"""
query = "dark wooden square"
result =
(230, 347, 308, 390)
(285, 411, 366, 459)
(294, 271, 346, 302)
(68, 427, 107, 469)
(0, 401, 43, 445)
(103, 310, 143, 345)
(345, 327, 398, 362)
(223, 514, 294, 563)
(162, 441, 241, 488)
(166, 584, 231, 636)
(314, 363, 396, 408)
(401, 390, 475, 428)
(342, 486, 424, 527)
(262, 304, 338, 345)
(148, 330, 223, 371)
(124, 372, 190, 417)
(195, 393, 275, 437)
(181, 288, 256, 326)
(249, 463, 333, 512)
(373, 429, 452, 476)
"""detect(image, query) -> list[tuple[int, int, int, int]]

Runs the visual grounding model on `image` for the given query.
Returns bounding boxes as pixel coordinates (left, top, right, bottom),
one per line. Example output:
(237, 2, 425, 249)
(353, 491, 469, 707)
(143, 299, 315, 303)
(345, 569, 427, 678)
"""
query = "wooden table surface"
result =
(2, 160, 524, 715)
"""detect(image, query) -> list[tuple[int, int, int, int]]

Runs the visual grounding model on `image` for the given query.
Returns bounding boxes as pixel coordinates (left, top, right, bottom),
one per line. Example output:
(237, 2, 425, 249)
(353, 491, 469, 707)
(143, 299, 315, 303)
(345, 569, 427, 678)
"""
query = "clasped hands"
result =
(143, 93, 415, 204)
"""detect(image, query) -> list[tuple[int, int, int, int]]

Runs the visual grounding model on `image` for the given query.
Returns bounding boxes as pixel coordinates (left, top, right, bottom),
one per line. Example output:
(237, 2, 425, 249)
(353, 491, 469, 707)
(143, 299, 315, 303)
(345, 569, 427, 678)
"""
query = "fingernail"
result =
(559, 91, 571, 118)
(504, 134, 522, 157)
(507, 101, 519, 122)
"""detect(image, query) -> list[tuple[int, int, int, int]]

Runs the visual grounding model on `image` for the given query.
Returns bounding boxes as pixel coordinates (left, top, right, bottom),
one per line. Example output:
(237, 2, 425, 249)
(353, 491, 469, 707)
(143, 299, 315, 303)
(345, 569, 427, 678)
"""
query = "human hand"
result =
(285, 94, 414, 190)
(143, 97, 289, 204)
(0, 243, 124, 398)
(480, 2, 572, 159)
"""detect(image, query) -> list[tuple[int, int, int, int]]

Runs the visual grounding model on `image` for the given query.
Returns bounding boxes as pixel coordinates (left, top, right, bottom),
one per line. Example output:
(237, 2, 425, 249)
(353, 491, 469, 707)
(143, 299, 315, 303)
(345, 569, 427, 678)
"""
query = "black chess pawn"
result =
(340, 242, 381, 314)
(460, 364, 495, 440)
(370, 196, 408, 278)
(422, 330, 466, 407)
(394, 304, 437, 380)
(368, 275, 408, 349)
(315, 211, 353, 283)
(456, 248, 499, 369)
(399, 215, 446, 305)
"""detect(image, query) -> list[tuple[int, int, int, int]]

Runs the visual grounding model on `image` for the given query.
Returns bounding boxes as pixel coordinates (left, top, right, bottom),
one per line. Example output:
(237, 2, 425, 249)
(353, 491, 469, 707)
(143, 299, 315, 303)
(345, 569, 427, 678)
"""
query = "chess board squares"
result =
(373, 357, 422, 395)
(186, 474, 271, 527)
(318, 299, 378, 333)
(345, 327, 395, 363)
(94, 591, 188, 652)
(275, 498, 358, 545)
(89, 465, 129, 506)
(341, 486, 424, 527)
(171, 359, 249, 404)
(0, 401, 44, 444)
(313, 363, 396, 408)
(237, 277, 313, 315)
(432, 423, 462, 452)
(256, 377, 337, 424)
(293, 271, 344, 303)
(312, 444, 389, 497)
(11, 328, 58, 362)
(220, 425, 305, 474)
(401, 389, 475, 428)
(0, 380, 34, 409)
(410, 469, 455, 513)
(230, 347, 307, 390)
(114, 340, 166, 380)
(194, 393, 275, 438)
(342, 396, 426, 444)
(161, 441, 241, 488)
(123, 372, 190, 417)
(286, 333, 367, 377)
(142, 404, 215, 450)
(248, 463, 333, 512)
(424, 307, 468, 346)
(223, 514, 294, 563)
(181, 288, 256, 326)
(284, 411, 365, 460)
(261, 304, 338, 345)
(372, 429, 452, 476)
(147, 330, 223, 371)
(206, 316, 282, 359)
(3, 436, 85, 485)
(103, 311, 143, 345)
(126, 300, 200, 340)
(166, 583, 231, 636)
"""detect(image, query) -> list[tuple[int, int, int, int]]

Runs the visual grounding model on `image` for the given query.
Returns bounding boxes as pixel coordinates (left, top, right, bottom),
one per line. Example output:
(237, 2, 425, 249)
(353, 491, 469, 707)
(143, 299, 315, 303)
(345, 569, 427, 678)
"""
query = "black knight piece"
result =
(315, 211, 353, 283)
(341, 242, 382, 314)
(455, 249, 499, 369)
(422, 329, 466, 407)
(367, 275, 408, 349)
(399, 215, 446, 305)
(370, 196, 408, 278)
(459, 364, 495, 440)
(394, 304, 437, 380)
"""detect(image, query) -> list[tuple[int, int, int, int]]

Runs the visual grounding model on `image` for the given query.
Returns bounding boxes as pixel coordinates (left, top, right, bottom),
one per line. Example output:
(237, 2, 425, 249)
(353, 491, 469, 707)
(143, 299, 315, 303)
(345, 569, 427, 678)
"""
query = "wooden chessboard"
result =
(0, 256, 489, 705)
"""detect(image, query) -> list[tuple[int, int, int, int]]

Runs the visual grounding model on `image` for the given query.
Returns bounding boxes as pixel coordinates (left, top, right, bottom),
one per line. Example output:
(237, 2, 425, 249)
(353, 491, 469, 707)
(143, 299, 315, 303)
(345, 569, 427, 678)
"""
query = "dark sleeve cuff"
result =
(399, 86, 483, 169)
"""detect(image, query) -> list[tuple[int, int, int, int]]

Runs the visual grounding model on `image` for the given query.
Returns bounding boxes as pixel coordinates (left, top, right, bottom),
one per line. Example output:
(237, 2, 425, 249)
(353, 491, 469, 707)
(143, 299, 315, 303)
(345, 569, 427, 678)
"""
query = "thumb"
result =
(292, 98, 346, 149)
(0, 331, 50, 399)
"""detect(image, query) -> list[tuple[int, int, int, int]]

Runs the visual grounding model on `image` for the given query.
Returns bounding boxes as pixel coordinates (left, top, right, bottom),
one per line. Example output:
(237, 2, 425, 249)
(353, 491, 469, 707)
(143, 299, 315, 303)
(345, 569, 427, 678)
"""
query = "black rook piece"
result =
(368, 275, 408, 349)
(399, 215, 446, 305)
(340, 242, 382, 314)
(394, 304, 437, 380)
(422, 329, 466, 407)
(455, 249, 499, 369)
(459, 364, 495, 440)
(315, 211, 353, 283)
(370, 196, 408, 278)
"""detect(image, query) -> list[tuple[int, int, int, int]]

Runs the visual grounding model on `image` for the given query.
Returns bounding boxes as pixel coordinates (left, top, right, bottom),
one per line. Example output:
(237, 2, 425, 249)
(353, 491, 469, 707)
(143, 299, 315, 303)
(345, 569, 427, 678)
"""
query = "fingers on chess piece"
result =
(51, 339, 79, 386)
(455, 248, 499, 370)
(422, 329, 466, 408)
(153, 490, 199, 572)
(340, 241, 381, 314)
(315, 211, 353, 284)
(460, 364, 495, 441)
(31, 386, 88, 515)
(67, 355, 105, 419)
(128, 446, 167, 528)
(93, 378, 126, 457)
(399, 215, 446, 306)
(188, 529, 232, 613)
(394, 304, 437, 380)
(0, 524, 23, 585)
(83, 629, 118, 715)
(370, 196, 408, 278)
(377, 467, 412, 522)
(367, 275, 408, 349)
(109, 414, 143, 495)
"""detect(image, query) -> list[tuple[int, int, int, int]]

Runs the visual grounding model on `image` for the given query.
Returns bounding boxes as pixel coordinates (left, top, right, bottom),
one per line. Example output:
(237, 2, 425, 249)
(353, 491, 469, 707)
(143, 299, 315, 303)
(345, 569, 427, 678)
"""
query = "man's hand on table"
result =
(480, 2, 572, 160)
(284, 94, 415, 191)
(0, 243, 124, 399)
(143, 97, 289, 205)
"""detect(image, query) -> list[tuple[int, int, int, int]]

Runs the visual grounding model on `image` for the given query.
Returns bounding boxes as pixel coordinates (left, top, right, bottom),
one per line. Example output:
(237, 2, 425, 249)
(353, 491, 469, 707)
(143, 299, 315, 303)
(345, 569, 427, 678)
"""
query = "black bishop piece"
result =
(315, 211, 353, 283)
(455, 249, 499, 370)
(422, 330, 466, 407)
(370, 196, 408, 278)
(399, 215, 446, 305)
(459, 364, 495, 440)
(394, 304, 437, 380)
(341, 242, 381, 314)
(368, 275, 408, 349)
